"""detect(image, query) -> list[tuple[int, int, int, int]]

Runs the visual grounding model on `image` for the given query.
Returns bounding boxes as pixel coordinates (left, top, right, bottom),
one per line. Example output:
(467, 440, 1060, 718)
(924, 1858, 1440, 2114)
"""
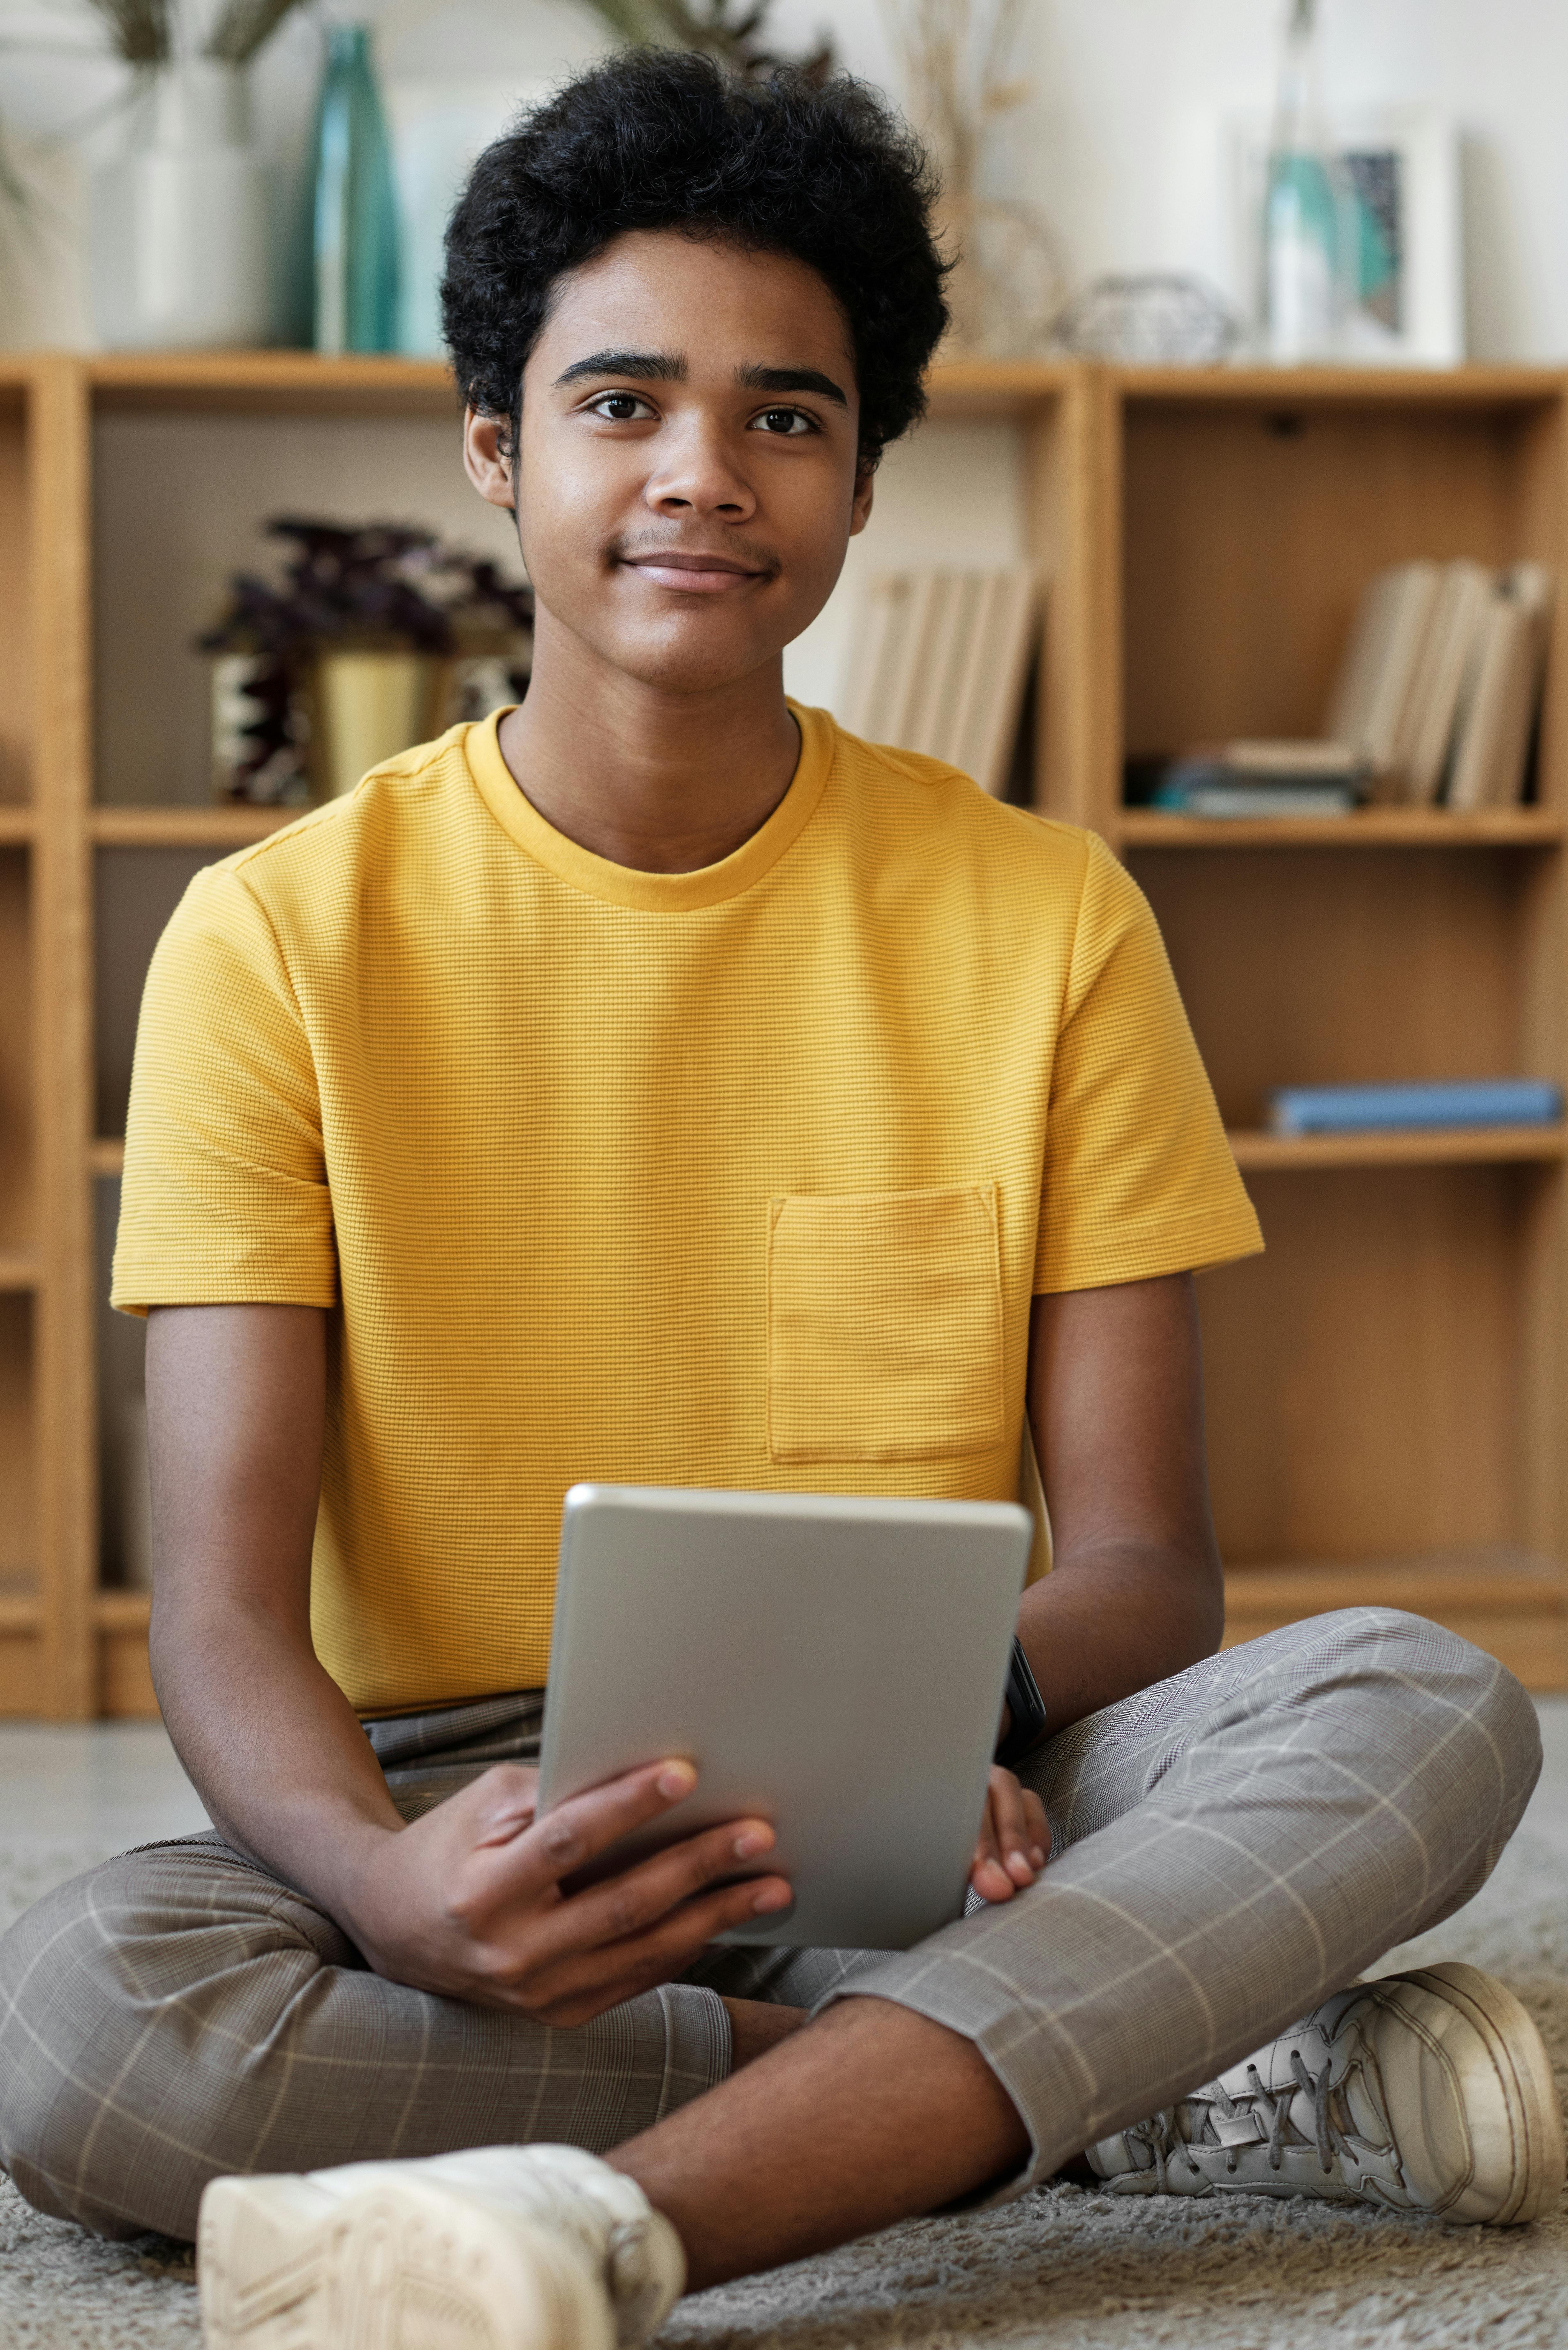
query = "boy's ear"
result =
(849, 461, 876, 539)
(464, 409, 517, 513)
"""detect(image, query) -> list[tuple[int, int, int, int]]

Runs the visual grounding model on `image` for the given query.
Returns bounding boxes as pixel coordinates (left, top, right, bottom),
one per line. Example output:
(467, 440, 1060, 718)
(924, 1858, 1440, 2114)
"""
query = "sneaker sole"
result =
(199, 2172, 617, 2350)
(1402, 1963, 1567, 2225)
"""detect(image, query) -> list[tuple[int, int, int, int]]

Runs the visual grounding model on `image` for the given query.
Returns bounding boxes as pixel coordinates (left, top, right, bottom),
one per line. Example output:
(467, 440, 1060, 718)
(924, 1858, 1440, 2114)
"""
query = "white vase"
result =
(89, 61, 271, 350)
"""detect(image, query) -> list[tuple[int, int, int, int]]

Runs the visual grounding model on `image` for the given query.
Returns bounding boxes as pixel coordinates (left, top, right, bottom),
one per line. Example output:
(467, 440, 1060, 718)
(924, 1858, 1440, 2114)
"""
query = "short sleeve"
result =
(111, 864, 337, 1317)
(1033, 834, 1263, 1294)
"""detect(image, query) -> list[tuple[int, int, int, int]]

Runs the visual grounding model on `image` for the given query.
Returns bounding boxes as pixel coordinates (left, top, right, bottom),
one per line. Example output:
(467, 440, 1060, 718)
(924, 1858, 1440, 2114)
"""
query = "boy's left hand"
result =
(970, 1765, 1050, 1903)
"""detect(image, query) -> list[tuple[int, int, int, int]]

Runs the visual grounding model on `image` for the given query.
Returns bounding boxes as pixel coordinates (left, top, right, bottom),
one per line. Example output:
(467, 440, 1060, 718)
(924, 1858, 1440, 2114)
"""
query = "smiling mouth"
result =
(619, 549, 771, 592)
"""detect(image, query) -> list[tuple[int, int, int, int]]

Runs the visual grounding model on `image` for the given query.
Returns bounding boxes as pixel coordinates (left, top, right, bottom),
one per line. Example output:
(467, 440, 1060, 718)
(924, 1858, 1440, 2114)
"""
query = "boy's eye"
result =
(588, 392, 656, 421)
(752, 407, 814, 436)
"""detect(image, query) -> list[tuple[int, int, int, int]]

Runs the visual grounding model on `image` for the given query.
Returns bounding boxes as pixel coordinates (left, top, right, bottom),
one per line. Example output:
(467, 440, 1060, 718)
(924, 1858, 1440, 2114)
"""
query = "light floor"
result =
(1, 1697, 1565, 1861)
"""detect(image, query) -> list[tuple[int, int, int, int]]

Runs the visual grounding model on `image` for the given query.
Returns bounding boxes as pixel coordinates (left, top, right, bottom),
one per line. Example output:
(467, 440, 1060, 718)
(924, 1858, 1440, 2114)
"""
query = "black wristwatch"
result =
(995, 1637, 1048, 1769)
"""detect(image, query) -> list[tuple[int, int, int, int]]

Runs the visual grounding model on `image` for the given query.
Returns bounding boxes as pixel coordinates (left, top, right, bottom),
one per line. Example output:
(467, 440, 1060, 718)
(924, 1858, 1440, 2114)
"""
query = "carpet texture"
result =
(0, 1827, 1563, 2350)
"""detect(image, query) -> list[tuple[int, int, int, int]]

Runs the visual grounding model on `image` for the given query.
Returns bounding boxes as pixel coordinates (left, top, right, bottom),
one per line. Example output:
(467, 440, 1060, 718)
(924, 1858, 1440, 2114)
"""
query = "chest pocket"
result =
(767, 1184, 1006, 1463)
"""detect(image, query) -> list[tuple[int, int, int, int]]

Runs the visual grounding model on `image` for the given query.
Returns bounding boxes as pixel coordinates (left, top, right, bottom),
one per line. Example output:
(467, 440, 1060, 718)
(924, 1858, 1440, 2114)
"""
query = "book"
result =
(1266, 1079, 1564, 1137)
(1446, 563, 1555, 809)
(839, 564, 1043, 796)
(1170, 785, 1357, 819)
(1324, 561, 1443, 785)
(1150, 742, 1363, 816)
(1397, 560, 1495, 802)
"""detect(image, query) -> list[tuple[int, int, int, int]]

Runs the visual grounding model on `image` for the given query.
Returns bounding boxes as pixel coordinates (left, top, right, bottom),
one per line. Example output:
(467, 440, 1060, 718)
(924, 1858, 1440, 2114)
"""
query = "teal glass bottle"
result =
(303, 24, 399, 354)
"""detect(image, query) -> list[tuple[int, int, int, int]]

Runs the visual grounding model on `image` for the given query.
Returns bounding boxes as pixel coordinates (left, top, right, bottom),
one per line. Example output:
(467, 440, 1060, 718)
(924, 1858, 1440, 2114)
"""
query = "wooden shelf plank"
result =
(87, 351, 456, 418)
(1114, 364, 1567, 406)
(1224, 1552, 1568, 1690)
(0, 1592, 42, 1633)
(0, 1251, 41, 1291)
(92, 806, 307, 848)
(89, 1139, 125, 1179)
(93, 1590, 151, 1632)
(0, 807, 35, 844)
(1118, 808, 1567, 848)
(1229, 1124, 1568, 1171)
(1226, 1552, 1568, 1613)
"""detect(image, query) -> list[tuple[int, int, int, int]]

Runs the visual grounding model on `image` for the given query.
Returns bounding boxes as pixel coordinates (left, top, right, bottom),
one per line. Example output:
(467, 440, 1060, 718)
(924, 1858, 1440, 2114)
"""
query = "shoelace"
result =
(1122, 2045, 1403, 2188)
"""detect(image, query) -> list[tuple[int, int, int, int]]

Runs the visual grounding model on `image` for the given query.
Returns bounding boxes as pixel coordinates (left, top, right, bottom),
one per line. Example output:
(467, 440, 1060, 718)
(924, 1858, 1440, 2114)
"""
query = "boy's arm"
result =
(146, 1302, 794, 2025)
(1016, 1269, 1225, 1733)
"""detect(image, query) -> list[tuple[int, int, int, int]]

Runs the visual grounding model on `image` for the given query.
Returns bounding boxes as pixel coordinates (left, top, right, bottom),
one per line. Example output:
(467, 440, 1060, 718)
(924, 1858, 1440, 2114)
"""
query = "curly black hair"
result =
(441, 49, 950, 473)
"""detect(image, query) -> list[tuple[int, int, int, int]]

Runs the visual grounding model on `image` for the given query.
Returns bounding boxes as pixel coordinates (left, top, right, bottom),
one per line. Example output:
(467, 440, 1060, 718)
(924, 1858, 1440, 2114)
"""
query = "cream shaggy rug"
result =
(0, 1828, 1563, 2350)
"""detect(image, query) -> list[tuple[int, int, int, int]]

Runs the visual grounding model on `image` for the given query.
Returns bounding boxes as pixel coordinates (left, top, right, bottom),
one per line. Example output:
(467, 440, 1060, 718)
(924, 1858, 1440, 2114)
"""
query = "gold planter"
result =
(314, 649, 449, 799)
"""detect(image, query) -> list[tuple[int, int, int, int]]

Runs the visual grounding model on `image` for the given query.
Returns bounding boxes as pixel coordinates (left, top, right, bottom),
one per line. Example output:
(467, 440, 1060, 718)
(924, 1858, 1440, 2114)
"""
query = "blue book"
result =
(1266, 1080, 1564, 1137)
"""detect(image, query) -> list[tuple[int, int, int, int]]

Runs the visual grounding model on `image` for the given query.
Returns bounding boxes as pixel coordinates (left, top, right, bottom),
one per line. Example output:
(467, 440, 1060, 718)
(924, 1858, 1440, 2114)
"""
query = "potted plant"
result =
(199, 517, 533, 804)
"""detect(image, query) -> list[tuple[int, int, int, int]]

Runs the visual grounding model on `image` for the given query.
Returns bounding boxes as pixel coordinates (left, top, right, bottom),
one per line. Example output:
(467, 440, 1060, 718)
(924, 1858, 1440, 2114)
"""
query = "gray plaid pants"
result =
(0, 1608, 1540, 2243)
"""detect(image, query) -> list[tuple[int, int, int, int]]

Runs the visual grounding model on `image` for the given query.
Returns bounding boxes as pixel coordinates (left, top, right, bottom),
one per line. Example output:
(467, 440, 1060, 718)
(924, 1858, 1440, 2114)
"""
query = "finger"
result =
(1021, 1789, 1050, 1871)
(508, 1872, 796, 2021)
(970, 1787, 1017, 1904)
(461, 1757, 703, 1912)
(515, 1813, 785, 1973)
(987, 1768, 1039, 1887)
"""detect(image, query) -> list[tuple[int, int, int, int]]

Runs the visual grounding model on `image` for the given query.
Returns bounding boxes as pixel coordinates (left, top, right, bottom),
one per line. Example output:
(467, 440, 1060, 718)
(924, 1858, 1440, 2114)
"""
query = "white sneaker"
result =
(198, 2142, 686, 2350)
(1085, 1963, 1566, 2225)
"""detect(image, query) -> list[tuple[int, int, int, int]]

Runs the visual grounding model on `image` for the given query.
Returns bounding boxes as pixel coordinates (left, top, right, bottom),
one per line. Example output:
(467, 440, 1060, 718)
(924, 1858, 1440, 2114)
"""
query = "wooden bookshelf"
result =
(3, 353, 1567, 1715)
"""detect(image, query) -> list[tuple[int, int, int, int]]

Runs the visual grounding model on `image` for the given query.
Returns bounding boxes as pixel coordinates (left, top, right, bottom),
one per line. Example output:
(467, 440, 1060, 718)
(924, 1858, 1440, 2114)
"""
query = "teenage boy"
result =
(0, 50, 1558, 2350)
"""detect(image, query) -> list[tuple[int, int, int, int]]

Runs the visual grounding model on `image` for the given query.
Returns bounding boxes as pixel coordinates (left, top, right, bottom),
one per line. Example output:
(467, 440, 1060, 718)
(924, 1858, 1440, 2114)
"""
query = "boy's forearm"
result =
(1014, 1537, 1224, 1735)
(150, 1589, 403, 1922)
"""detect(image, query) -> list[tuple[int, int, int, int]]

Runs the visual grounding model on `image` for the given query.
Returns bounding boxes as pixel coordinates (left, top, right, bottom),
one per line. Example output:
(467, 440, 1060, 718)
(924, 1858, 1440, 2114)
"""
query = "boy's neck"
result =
(495, 622, 803, 876)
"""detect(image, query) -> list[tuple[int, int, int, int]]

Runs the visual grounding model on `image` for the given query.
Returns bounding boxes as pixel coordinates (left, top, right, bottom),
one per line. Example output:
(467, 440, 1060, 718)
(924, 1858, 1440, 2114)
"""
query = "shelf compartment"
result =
(1132, 843, 1555, 1132)
(1199, 1162, 1551, 1574)
(1119, 383, 1567, 817)
(92, 397, 523, 808)
(1118, 810, 1566, 849)
(1224, 1549, 1568, 1690)
(89, 1139, 126, 1179)
(92, 807, 304, 848)
(1229, 1125, 1568, 1170)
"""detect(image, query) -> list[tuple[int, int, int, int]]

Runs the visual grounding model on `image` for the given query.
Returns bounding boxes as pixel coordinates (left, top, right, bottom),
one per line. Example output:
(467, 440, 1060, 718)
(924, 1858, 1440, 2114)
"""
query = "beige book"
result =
(1324, 561, 1442, 792)
(1447, 600, 1532, 809)
(839, 564, 1043, 796)
(1398, 561, 1495, 803)
(1447, 567, 1555, 809)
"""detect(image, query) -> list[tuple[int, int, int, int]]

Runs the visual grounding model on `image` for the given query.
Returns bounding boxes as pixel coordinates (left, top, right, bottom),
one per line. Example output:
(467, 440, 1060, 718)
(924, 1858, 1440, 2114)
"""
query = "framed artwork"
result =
(1226, 107, 1464, 366)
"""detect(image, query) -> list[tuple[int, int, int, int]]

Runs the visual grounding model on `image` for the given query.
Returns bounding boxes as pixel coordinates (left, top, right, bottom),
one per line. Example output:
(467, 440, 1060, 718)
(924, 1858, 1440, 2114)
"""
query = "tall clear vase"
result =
(300, 23, 400, 354)
(1260, 0, 1352, 363)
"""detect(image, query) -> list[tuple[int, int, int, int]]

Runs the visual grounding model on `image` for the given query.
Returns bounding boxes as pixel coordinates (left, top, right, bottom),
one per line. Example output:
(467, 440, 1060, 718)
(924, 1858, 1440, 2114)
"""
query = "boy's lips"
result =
(620, 550, 769, 593)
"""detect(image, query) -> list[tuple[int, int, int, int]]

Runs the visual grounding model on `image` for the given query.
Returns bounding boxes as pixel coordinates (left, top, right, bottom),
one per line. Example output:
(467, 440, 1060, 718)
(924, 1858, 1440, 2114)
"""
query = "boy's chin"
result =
(605, 639, 790, 698)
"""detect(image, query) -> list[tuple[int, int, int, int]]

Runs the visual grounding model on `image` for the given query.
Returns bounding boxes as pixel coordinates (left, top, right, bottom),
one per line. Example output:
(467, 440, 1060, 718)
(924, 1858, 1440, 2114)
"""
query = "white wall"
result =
(2, 0, 1565, 358)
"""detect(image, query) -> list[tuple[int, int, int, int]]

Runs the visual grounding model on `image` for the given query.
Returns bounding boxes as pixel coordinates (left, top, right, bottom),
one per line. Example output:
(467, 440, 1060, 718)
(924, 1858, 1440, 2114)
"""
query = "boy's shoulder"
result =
(181, 725, 479, 910)
(823, 716, 1109, 883)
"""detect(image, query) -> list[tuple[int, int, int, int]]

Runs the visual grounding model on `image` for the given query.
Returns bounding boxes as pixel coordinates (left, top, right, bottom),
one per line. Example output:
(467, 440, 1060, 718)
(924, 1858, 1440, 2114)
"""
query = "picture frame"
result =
(1225, 106, 1464, 366)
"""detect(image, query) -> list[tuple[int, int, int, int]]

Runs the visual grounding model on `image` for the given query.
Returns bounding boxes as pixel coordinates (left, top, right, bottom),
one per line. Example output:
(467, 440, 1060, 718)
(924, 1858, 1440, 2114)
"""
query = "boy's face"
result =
(464, 228, 874, 695)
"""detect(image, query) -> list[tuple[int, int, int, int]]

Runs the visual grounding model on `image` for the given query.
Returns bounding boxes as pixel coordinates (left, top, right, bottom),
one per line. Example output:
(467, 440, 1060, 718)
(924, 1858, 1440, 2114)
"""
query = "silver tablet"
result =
(537, 1484, 1032, 1951)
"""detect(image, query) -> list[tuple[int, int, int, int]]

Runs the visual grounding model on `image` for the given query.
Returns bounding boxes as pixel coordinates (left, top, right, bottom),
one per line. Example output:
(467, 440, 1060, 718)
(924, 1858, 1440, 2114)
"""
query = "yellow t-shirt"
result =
(113, 704, 1261, 1714)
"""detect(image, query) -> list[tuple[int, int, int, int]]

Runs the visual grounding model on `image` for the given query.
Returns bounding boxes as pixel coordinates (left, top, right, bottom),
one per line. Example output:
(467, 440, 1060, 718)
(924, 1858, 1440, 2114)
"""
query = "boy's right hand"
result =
(338, 1758, 792, 2027)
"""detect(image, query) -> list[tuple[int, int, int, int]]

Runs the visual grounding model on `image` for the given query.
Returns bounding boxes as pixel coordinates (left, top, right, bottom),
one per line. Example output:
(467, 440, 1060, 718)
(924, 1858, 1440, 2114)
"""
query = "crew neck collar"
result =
(465, 700, 835, 912)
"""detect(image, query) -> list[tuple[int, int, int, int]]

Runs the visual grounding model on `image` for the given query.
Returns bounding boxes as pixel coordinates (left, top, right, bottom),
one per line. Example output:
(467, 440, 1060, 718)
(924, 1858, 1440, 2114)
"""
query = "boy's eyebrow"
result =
(553, 348, 687, 386)
(552, 350, 849, 409)
(736, 362, 848, 408)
